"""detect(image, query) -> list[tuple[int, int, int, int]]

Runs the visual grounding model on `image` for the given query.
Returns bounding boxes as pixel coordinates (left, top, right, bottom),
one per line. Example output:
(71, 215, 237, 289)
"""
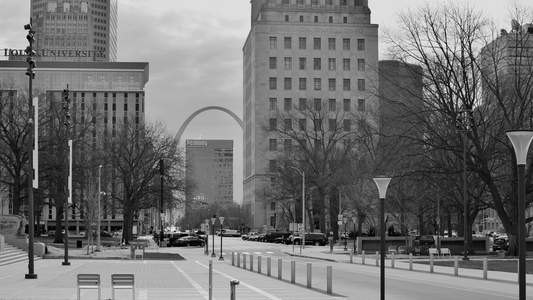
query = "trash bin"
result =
(76, 240, 82, 248)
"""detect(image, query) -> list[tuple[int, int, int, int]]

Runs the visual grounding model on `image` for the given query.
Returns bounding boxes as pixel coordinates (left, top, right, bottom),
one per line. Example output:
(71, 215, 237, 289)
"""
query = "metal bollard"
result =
(430, 253, 434, 273)
(350, 251, 353, 263)
(326, 266, 333, 294)
(454, 256, 458, 276)
(362, 250, 365, 265)
(278, 259, 282, 279)
(230, 279, 240, 300)
(231, 252, 235, 266)
(243, 254, 247, 269)
(291, 261, 296, 283)
(391, 252, 395, 268)
(258, 255, 262, 274)
(237, 252, 241, 267)
(209, 260, 213, 300)
(483, 257, 488, 279)
(375, 251, 379, 266)
(409, 253, 413, 270)
(250, 255, 254, 272)
(267, 257, 271, 276)
(307, 263, 312, 288)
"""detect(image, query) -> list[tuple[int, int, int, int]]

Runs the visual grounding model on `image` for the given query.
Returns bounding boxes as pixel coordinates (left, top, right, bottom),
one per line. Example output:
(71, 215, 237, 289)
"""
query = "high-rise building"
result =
(243, 0, 378, 230)
(29, 0, 118, 62)
(186, 140, 234, 210)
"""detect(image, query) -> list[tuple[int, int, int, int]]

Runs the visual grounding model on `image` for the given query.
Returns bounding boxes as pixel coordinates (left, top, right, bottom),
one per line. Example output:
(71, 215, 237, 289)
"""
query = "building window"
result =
(329, 16, 333, 23)
(312, 0, 318, 5)
(341, 0, 347, 5)
(343, 119, 351, 131)
(343, 16, 347, 23)
(284, 57, 292, 69)
(299, 57, 306, 70)
(271, 201, 277, 210)
(357, 39, 365, 51)
(328, 58, 336, 70)
(269, 118, 277, 131)
(299, 78, 307, 90)
(297, 0, 304, 4)
(269, 77, 277, 90)
(269, 57, 277, 69)
(358, 59, 365, 71)
(284, 77, 292, 90)
(282, 0, 290, 4)
(328, 38, 335, 50)
(326, 0, 333, 5)
(284, 119, 292, 130)
(314, 38, 321, 50)
(329, 99, 336, 111)
(270, 98, 277, 110)
(270, 215, 276, 227)
(284, 37, 292, 49)
(285, 15, 289, 22)
(328, 78, 336, 91)
(314, 78, 321, 90)
(314, 98, 321, 110)
(314, 16, 319, 22)
(299, 98, 307, 110)
(269, 139, 277, 151)
(358, 79, 365, 91)
(343, 58, 350, 70)
(343, 38, 350, 50)
(270, 37, 277, 49)
(343, 99, 351, 111)
(299, 118, 307, 130)
(300, 15, 304, 22)
(284, 139, 292, 151)
(358, 99, 366, 111)
(299, 37, 306, 49)
(284, 98, 292, 110)
(343, 79, 350, 91)
(324, 117, 335, 132)
(269, 160, 277, 173)
(314, 58, 321, 70)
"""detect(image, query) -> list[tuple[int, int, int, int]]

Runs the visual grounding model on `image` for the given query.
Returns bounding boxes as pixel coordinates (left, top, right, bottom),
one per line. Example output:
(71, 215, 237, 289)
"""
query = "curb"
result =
(283, 251, 339, 262)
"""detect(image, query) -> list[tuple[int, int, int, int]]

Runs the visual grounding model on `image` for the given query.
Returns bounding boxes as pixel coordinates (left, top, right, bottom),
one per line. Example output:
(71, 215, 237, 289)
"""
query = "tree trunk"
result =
(12, 176, 21, 216)
(122, 206, 134, 244)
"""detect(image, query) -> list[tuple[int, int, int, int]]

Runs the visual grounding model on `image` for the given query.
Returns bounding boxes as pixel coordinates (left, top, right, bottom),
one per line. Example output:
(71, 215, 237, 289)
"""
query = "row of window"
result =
(270, 57, 364, 71)
(269, 77, 365, 91)
(285, 14, 352, 24)
(281, 0, 352, 5)
(270, 37, 364, 51)
(269, 98, 365, 112)
(269, 117, 356, 137)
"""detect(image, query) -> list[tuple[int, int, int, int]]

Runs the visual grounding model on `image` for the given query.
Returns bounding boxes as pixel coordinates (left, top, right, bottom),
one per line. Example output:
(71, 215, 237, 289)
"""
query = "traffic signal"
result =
(62, 89, 71, 126)
(24, 23, 36, 79)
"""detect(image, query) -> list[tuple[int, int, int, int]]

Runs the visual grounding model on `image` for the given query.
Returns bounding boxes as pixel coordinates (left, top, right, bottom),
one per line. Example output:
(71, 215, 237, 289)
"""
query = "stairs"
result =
(0, 244, 41, 267)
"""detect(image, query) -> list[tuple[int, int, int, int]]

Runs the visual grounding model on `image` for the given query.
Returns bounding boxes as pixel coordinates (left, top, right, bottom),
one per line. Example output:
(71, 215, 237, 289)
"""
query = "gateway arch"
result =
(175, 106, 243, 142)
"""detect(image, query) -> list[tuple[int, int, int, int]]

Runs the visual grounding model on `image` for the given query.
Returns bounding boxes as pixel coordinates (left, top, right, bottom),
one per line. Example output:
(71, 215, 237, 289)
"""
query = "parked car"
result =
(48, 230, 56, 237)
(492, 237, 509, 251)
(172, 236, 205, 247)
(264, 232, 291, 243)
(293, 233, 328, 246)
(219, 229, 240, 237)
(167, 232, 191, 246)
(416, 235, 435, 246)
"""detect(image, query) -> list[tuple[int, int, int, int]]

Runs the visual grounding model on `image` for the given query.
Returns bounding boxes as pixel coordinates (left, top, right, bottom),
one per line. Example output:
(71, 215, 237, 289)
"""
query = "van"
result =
(220, 229, 240, 237)
(293, 233, 327, 246)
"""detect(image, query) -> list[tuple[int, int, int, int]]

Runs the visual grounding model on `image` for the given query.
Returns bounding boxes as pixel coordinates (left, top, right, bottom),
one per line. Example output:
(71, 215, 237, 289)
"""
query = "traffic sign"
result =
(338, 214, 343, 221)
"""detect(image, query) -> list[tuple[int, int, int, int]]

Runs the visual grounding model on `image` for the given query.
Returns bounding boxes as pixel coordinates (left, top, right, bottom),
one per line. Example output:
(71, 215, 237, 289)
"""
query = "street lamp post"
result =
(343, 218, 348, 251)
(456, 107, 472, 260)
(374, 176, 392, 300)
(204, 219, 209, 255)
(506, 130, 533, 300)
(96, 165, 102, 251)
(352, 216, 357, 253)
(219, 216, 225, 261)
(211, 216, 216, 257)
(289, 166, 305, 249)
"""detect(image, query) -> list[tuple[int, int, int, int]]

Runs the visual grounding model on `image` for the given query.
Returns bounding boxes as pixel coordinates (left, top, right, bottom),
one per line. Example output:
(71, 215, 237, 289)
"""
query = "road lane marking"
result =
(171, 261, 211, 300)
(195, 261, 282, 300)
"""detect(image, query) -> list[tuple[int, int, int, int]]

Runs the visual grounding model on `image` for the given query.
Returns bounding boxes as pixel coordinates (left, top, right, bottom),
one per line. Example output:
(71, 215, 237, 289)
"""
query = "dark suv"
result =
(263, 232, 291, 243)
(293, 233, 328, 246)
(417, 235, 435, 246)
(492, 237, 509, 251)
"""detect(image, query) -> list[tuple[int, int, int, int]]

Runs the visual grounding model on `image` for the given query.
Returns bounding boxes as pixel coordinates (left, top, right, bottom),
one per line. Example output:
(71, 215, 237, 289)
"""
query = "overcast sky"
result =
(0, 0, 528, 204)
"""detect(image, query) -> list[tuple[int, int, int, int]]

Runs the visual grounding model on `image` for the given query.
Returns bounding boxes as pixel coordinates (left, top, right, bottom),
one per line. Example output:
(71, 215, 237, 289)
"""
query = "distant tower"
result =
(30, 0, 118, 62)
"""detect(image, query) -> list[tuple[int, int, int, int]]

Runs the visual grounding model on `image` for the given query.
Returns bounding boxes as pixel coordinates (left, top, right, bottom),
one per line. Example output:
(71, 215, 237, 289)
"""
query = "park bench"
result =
(429, 248, 439, 257)
(77, 274, 101, 300)
(129, 240, 149, 260)
(397, 246, 407, 254)
(388, 246, 397, 254)
(111, 274, 135, 300)
(440, 248, 451, 258)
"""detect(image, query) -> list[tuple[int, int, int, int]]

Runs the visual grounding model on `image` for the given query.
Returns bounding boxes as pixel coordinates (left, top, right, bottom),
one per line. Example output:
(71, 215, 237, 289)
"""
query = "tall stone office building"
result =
(29, 0, 118, 62)
(243, 0, 378, 230)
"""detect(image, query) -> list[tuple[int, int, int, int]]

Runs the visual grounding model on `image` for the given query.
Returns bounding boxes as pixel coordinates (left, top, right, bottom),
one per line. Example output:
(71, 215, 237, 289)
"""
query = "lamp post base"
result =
(211, 253, 216, 257)
(25, 274, 37, 279)
(62, 262, 71, 266)
(218, 256, 224, 261)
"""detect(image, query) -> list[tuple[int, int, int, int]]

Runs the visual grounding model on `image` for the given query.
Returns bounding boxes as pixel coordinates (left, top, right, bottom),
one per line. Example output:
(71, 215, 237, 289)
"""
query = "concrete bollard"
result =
(237, 252, 241, 268)
(291, 261, 296, 283)
(350, 251, 353, 263)
(243, 254, 247, 269)
(250, 255, 254, 272)
(391, 252, 395, 268)
(327, 266, 333, 294)
(278, 258, 282, 279)
(230, 279, 240, 300)
(307, 263, 312, 288)
(454, 256, 458, 276)
(376, 251, 379, 266)
(430, 253, 434, 273)
(267, 257, 271, 276)
(362, 250, 365, 265)
(209, 260, 213, 300)
(258, 255, 262, 274)
(231, 252, 235, 266)
(483, 257, 488, 279)
(409, 253, 413, 270)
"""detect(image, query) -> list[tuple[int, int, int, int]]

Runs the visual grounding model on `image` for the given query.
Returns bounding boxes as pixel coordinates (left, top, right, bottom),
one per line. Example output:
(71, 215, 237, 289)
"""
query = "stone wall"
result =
(3, 234, 45, 257)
